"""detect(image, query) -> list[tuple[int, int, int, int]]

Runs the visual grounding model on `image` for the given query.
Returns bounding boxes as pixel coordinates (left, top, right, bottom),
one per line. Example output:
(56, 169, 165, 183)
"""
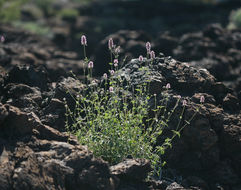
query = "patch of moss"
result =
(13, 21, 53, 38)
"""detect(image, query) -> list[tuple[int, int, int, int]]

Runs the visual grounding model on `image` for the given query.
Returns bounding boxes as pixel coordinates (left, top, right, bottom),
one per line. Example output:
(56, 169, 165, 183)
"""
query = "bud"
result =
(108, 38, 114, 50)
(139, 55, 144, 62)
(88, 61, 94, 69)
(109, 87, 114, 93)
(110, 70, 115, 75)
(81, 35, 87, 46)
(92, 79, 98, 86)
(200, 95, 205, 103)
(103, 73, 108, 79)
(150, 50, 155, 59)
(166, 83, 171, 89)
(146, 42, 151, 53)
(115, 46, 120, 54)
(114, 59, 118, 67)
(0, 35, 5, 43)
(182, 100, 187, 106)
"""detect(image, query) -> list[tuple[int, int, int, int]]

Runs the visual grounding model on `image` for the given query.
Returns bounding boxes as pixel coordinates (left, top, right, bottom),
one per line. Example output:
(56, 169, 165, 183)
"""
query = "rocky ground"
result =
(0, 22, 241, 189)
(0, 1, 241, 189)
(96, 24, 241, 103)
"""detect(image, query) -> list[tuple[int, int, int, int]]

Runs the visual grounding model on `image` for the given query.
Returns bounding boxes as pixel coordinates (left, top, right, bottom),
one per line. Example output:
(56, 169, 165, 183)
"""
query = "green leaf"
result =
(171, 130, 181, 138)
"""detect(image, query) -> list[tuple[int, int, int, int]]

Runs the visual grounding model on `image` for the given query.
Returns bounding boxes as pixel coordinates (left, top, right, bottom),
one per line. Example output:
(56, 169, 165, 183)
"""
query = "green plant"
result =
(57, 8, 79, 21)
(34, 0, 53, 16)
(65, 36, 200, 178)
(0, 0, 29, 22)
(228, 8, 241, 29)
(13, 21, 53, 38)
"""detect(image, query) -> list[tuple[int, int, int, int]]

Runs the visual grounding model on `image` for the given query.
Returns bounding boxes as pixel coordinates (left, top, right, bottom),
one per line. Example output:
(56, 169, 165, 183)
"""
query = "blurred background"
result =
(1, 0, 240, 46)
(0, 0, 241, 76)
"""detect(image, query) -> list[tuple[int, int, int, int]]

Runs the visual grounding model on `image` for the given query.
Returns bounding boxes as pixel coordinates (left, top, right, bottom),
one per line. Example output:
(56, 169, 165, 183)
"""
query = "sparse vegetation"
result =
(228, 8, 241, 29)
(13, 21, 53, 37)
(65, 36, 200, 178)
(0, 0, 29, 22)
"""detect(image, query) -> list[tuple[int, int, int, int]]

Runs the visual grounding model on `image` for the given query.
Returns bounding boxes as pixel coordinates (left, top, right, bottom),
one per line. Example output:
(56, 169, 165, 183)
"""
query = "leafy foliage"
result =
(65, 38, 198, 178)
(0, 0, 29, 22)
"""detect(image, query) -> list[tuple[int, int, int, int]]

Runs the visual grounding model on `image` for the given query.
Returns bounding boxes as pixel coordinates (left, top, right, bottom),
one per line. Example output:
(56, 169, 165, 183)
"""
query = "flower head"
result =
(109, 87, 114, 93)
(115, 46, 120, 54)
(103, 73, 108, 79)
(139, 55, 144, 62)
(182, 100, 187, 106)
(110, 70, 115, 75)
(108, 38, 114, 50)
(81, 35, 87, 46)
(146, 42, 151, 53)
(150, 50, 155, 59)
(166, 83, 171, 89)
(114, 59, 118, 67)
(0, 35, 5, 43)
(92, 79, 98, 86)
(88, 61, 94, 69)
(200, 95, 205, 103)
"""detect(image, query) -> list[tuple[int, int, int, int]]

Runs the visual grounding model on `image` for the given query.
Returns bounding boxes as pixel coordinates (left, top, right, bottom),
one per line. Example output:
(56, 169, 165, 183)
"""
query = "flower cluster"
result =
(81, 35, 87, 46)
(0, 35, 5, 43)
(88, 61, 94, 69)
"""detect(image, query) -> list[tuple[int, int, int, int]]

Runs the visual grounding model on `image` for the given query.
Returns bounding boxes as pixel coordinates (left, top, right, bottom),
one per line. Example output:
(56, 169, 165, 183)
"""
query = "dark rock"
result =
(0, 24, 84, 83)
(155, 33, 178, 57)
(110, 159, 151, 182)
(173, 24, 241, 98)
(5, 65, 49, 91)
(182, 176, 208, 190)
(208, 161, 241, 187)
(148, 179, 169, 190)
(54, 77, 85, 110)
(0, 103, 115, 190)
(0, 104, 36, 138)
(223, 93, 240, 113)
(166, 182, 185, 190)
(191, 93, 216, 105)
(118, 56, 241, 188)
(220, 115, 241, 179)
(2, 83, 42, 113)
(41, 98, 66, 131)
(45, 58, 84, 82)
(0, 103, 8, 125)
(206, 104, 224, 135)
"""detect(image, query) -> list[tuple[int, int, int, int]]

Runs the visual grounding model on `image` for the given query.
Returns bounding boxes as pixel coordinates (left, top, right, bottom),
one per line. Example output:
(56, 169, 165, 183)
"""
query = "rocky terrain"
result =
(1, 0, 241, 188)
(17, 0, 241, 52)
(0, 22, 241, 189)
